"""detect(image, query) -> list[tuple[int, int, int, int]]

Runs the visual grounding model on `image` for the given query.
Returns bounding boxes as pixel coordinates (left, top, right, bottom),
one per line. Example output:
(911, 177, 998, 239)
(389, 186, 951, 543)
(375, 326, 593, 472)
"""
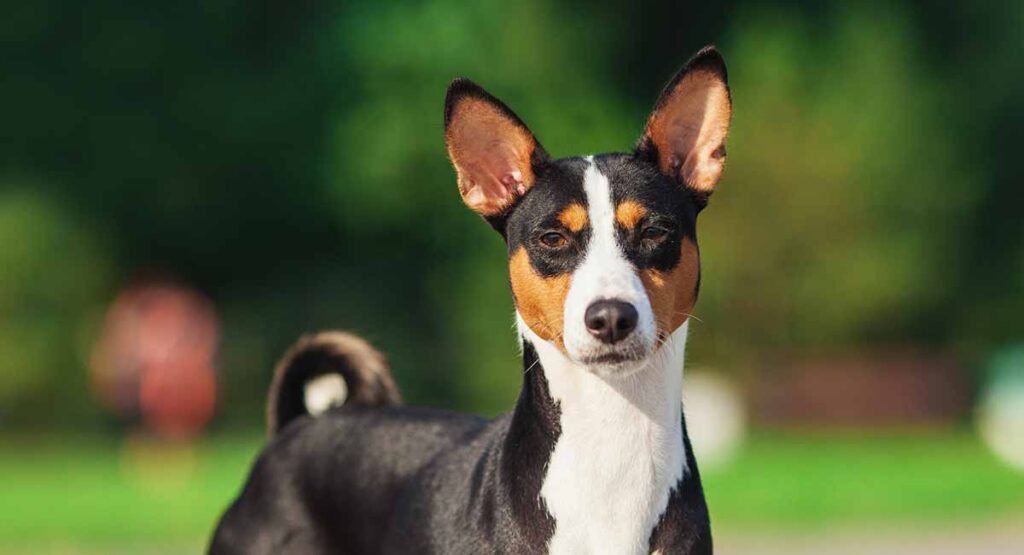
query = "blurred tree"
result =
(913, 0, 1024, 350)
(693, 4, 980, 364)
(0, 186, 110, 427)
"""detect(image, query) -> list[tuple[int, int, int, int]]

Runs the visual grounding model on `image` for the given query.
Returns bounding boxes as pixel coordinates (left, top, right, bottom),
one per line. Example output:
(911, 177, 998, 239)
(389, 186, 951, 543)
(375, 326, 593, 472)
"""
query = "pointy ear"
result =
(637, 46, 732, 201)
(444, 78, 548, 217)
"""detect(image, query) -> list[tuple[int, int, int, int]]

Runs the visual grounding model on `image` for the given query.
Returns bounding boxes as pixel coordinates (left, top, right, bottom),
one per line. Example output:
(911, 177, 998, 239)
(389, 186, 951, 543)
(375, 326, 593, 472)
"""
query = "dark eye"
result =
(539, 231, 569, 249)
(641, 226, 670, 243)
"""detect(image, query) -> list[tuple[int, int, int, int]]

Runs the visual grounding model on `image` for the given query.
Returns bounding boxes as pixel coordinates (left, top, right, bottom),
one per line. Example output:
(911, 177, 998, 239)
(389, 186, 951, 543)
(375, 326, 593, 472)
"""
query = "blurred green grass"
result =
(704, 431, 1024, 533)
(1, 431, 1022, 553)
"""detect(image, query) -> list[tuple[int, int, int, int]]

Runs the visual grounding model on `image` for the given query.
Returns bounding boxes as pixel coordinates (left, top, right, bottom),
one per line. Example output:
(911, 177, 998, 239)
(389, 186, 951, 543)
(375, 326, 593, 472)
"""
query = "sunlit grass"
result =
(703, 430, 1024, 533)
(0, 431, 1021, 553)
(0, 434, 259, 553)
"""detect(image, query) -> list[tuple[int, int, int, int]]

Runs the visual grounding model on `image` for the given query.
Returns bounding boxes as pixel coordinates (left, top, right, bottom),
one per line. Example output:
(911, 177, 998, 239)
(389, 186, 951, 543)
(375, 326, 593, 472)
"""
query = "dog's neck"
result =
(508, 318, 690, 554)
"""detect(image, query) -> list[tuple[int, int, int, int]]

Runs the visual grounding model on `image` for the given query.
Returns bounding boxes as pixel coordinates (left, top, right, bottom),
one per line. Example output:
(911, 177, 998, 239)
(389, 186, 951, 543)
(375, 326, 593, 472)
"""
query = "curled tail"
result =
(266, 331, 402, 436)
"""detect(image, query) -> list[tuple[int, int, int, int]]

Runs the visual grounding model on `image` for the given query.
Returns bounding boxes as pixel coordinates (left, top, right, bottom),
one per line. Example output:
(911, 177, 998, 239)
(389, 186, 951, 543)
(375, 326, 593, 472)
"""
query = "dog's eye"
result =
(641, 226, 669, 243)
(538, 231, 569, 249)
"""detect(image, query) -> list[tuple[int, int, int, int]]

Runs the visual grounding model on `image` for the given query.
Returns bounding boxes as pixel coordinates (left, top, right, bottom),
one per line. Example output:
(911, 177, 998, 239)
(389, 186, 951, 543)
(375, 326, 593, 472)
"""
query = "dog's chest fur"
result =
(525, 323, 689, 555)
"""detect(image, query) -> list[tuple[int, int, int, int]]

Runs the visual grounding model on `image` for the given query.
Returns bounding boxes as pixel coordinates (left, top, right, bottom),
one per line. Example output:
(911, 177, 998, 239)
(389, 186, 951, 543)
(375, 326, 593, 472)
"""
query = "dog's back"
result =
(209, 334, 488, 554)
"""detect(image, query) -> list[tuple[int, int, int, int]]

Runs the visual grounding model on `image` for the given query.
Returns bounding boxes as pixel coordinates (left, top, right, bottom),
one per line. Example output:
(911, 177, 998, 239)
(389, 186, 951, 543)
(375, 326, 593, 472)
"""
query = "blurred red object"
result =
(90, 282, 219, 438)
(752, 350, 972, 428)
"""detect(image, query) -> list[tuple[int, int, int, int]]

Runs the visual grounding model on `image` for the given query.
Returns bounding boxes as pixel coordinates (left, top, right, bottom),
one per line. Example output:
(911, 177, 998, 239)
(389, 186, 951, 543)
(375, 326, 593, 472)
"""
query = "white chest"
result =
(529, 323, 689, 555)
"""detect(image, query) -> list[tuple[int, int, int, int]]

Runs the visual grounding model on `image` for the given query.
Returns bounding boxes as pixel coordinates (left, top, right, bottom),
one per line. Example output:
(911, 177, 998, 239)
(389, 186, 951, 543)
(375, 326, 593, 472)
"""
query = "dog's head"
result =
(444, 47, 731, 376)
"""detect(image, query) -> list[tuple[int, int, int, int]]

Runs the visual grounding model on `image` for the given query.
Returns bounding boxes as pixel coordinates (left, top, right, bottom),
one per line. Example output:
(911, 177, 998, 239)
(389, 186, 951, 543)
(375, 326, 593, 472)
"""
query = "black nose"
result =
(584, 300, 639, 344)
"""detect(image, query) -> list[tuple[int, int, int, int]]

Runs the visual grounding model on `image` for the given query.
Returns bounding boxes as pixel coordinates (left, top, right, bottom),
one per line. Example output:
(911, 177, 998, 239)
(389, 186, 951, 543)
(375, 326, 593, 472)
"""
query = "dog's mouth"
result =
(579, 352, 640, 365)
(575, 344, 652, 376)
(567, 328, 656, 374)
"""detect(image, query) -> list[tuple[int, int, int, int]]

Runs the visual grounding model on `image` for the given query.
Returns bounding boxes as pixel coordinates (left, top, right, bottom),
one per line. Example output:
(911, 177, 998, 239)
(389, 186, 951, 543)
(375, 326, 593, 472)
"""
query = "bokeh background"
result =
(3, 0, 1023, 553)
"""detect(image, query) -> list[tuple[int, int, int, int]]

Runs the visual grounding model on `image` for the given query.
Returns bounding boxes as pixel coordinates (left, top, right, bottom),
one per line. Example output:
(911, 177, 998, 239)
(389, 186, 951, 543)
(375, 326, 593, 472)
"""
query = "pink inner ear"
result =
(447, 98, 537, 215)
(678, 114, 728, 192)
(682, 150, 725, 193)
(460, 160, 526, 212)
(645, 71, 731, 193)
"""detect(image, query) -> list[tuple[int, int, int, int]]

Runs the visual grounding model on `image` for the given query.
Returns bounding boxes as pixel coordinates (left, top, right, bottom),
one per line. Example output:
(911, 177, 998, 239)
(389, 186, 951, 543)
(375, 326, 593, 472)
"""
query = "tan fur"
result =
(558, 203, 589, 233)
(509, 248, 570, 347)
(644, 70, 732, 192)
(615, 200, 647, 229)
(640, 238, 700, 341)
(445, 98, 537, 216)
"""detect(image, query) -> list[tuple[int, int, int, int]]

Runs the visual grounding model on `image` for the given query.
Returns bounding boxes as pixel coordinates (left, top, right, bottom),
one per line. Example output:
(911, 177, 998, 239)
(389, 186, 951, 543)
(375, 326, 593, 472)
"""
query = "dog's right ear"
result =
(444, 79, 548, 217)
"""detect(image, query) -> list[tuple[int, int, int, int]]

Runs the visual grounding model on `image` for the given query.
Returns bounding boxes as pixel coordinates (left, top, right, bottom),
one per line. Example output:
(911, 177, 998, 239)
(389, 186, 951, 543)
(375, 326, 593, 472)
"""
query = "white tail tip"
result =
(304, 374, 348, 416)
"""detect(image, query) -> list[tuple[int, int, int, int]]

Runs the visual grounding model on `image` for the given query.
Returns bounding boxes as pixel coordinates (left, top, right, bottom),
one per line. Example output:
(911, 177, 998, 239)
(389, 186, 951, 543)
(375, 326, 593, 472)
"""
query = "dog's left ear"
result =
(444, 78, 548, 218)
(637, 46, 732, 200)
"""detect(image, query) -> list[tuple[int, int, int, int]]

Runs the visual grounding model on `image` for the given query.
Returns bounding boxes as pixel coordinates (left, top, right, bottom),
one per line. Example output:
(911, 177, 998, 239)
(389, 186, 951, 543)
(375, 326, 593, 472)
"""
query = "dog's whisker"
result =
(522, 357, 542, 375)
(673, 311, 704, 324)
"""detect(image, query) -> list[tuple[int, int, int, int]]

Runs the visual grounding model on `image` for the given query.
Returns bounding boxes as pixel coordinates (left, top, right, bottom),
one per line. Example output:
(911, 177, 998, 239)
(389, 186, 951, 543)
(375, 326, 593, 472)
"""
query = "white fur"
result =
(562, 158, 657, 373)
(522, 318, 689, 555)
(304, 374, 348, 415)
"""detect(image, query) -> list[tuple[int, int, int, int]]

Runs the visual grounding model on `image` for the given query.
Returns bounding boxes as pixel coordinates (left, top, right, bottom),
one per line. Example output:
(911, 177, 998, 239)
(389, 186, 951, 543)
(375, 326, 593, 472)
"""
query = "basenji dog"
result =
(210, 45, 732, 555)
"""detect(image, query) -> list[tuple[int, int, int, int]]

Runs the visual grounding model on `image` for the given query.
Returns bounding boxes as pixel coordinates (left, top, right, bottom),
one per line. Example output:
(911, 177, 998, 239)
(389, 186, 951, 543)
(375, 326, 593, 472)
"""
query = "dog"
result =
(209, 45, 732, 555)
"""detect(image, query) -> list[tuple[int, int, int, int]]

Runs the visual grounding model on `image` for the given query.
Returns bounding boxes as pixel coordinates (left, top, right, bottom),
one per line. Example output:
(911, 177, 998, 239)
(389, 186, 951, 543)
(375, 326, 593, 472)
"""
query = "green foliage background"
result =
(1, 0, 1021, 428)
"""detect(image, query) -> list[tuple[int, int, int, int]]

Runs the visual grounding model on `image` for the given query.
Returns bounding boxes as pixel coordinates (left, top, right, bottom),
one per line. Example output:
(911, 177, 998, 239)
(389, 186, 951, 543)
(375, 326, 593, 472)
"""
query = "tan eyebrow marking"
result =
(557, 203, 589, 233)
(615, 200, 647, 228)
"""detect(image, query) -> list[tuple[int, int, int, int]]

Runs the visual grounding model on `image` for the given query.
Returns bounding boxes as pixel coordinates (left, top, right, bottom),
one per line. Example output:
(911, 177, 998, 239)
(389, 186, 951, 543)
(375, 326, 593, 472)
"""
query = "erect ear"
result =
(444, 78, 548, 217)
(637, 46, 732, 199)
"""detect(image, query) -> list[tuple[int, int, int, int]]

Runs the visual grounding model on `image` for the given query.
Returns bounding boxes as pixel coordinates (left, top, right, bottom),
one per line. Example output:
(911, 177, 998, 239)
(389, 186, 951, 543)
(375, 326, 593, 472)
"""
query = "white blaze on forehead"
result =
(561, 157, 657, 363)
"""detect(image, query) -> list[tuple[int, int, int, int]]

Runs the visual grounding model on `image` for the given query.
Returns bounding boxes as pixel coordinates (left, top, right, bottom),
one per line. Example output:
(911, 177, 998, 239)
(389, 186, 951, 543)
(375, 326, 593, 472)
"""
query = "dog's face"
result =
(445, 47, 731, 375)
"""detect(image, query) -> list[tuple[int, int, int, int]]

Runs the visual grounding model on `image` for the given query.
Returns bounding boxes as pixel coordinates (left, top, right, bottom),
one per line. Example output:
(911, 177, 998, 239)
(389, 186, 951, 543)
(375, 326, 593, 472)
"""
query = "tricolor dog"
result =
(210, 45, 732, 555)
